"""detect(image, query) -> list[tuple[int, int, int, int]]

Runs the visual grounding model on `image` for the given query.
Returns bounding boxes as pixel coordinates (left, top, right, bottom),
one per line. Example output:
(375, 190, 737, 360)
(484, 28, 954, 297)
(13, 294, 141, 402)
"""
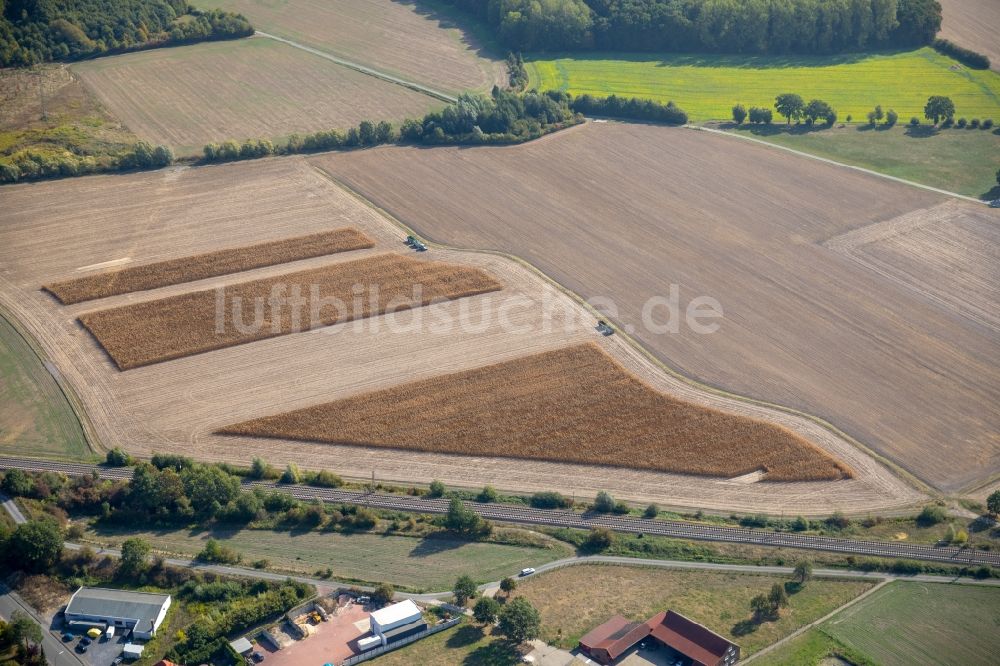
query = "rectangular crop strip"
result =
(220, 343, 853, 482)
(79, 252, 502, 370)
(45, 228, 374, 304)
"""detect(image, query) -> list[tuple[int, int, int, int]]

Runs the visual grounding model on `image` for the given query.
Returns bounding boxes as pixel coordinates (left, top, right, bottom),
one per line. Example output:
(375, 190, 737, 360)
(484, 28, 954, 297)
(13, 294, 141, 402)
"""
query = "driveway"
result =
(0, 583, 84, 666)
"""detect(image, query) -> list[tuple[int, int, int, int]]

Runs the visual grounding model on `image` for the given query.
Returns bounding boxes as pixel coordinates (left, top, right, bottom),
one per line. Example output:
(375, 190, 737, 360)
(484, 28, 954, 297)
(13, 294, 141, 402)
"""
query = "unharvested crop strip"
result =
(221, 343, 853, 482)
(79, 253, 502, 370)
(44, 228, 375, 304)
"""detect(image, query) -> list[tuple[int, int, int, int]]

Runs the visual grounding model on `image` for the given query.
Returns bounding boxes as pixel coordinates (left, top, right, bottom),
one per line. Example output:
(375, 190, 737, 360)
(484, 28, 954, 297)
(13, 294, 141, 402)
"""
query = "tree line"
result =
(202, 88, 690, 165)
(0, 140, 172, 183)
(440, 0, 942, 54)
(1, 88, 687, 183)
(933, 38, 990, 70)
(0, 0, 253, 67)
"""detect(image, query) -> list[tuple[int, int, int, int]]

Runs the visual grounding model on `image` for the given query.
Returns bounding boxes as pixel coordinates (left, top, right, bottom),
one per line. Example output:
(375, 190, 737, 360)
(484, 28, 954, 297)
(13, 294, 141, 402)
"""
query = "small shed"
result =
(122, 643, 144, 661)
(229, 637, 253, 655)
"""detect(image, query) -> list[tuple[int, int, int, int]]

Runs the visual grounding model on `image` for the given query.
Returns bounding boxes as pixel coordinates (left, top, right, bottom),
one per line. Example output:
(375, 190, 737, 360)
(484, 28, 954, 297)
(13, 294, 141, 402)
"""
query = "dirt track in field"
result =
(72, 37, 439, 155)
(197, 0, 505, 94)
(0, 156, 921, 514)
(223, 342, 852, 481)
(938, 0, 1000, 71)
(312, 122, 1000, 493)
(45, 228, 374, 304)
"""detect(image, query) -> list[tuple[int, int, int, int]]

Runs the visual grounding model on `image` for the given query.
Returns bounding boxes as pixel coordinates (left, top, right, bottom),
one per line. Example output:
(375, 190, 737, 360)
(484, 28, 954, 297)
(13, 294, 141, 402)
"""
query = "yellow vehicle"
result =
(86, 627, 102, 639)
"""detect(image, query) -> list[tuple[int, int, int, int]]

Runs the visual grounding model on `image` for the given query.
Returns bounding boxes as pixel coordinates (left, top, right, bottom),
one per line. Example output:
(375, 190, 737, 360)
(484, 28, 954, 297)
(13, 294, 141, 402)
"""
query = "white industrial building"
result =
(358, 599, 427, 651)
(64, 587, 171, 640)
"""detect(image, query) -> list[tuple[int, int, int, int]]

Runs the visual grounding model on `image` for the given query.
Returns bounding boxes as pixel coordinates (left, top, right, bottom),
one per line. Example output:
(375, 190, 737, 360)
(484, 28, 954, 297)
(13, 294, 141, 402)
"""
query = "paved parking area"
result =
(261, 602, 370, 666)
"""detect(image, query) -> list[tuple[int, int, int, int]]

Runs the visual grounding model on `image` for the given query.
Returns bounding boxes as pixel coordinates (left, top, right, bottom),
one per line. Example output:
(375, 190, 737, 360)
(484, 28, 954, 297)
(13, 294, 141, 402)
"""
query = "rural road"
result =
(2, 489, 996, 603)
(3, 456, 999, 567)
(254, 31, 457, 104)
(0, 583, 85, 666)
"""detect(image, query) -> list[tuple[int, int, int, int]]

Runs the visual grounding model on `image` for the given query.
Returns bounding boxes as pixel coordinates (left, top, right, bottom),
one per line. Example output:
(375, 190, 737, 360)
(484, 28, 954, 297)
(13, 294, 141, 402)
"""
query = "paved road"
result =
(3, 456, 999, 567)
(0, 492, 26, 524)
(254, 31, 457, 103)
(0, 583, 85, 666)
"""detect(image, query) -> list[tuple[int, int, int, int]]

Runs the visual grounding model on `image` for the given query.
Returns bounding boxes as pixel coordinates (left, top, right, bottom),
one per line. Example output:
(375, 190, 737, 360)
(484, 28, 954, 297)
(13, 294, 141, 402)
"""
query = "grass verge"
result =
(0, 313, 89, 459)
(724, 123, 1000, 199)
(818, 581, 1000, 666)
(82, 523, 570, 591)
(511, 564, 874, 656)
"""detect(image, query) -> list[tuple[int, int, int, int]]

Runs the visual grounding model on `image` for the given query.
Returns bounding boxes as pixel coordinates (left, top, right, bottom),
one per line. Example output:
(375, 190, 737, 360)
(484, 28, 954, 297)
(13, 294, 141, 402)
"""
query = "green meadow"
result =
(528, 47, 1000, 122)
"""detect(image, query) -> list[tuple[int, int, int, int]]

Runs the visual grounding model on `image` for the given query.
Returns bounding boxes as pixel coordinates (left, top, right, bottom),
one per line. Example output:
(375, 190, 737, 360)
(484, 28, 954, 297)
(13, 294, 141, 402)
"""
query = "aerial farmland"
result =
(1, 1, 998, 663)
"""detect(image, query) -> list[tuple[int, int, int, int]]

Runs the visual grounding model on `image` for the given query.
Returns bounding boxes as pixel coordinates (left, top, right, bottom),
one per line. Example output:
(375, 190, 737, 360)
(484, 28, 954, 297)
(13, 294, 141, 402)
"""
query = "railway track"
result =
(4, 456, 998, 567)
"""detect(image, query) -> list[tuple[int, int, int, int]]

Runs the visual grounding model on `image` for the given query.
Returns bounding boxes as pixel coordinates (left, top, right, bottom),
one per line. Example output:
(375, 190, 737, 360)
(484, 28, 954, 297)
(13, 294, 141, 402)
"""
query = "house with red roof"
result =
(578, 609, 739, 666)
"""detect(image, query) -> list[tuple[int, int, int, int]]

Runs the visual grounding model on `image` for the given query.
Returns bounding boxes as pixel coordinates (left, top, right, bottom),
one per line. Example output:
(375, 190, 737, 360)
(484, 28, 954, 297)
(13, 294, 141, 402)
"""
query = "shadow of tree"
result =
(446, 624, 484, 648)
(409, 534, 467, 557)
(731, 619, 758, 636)
(463, 637, 521, 665)
(394, 0, 505, 61)
(979, 185, 1000, 201)
(904, 125, 939, 138)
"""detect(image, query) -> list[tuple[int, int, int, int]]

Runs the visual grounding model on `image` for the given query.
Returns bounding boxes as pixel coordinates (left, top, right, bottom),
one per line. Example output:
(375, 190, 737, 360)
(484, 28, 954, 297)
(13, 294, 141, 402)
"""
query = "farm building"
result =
(63, 587, 171, 640)
(363, 599, 427, 649)
(579, 615, 652, 664)
(579, 610, 739, 666)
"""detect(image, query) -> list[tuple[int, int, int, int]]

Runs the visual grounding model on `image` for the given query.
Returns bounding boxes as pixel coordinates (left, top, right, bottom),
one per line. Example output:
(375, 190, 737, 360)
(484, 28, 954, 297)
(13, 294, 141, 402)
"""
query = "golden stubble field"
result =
(313, 122, 1000, 494)
(0, 156, 921, 514)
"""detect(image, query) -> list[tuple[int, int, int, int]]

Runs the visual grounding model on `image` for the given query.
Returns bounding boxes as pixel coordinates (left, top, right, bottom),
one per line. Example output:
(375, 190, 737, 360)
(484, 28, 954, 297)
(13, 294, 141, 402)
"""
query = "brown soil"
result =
(938, 0, 1000, 72)
(196, 0, 505, 93)
(222, 342, 852, 481)
(44, 227, 374, 304)
(78, 252, 502, 370)
(0, 157, 922, 514)
(311, 122, 1000, 493)
(71, 37, 440, 155)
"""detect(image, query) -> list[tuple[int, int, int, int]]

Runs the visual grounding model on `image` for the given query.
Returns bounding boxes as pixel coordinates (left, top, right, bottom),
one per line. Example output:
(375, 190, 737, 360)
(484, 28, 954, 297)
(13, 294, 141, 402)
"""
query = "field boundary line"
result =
(254, 31, 457, 104)
(311, 163, 934, 504)
(741, 579, 891, 663)
(690, 124, 988, 205)
(0, 302, 101, 459)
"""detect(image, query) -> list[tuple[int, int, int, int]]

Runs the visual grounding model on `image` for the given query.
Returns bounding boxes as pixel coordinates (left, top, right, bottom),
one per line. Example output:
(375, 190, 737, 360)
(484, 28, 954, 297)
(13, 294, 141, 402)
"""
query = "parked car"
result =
(76, 643, 88, 653)
(112, 658, 123, 665)
(519, 568, 535, 576)
(61, 632, 74, 642)
(80, 637, 92, 646)
(252, 652, 265, 663)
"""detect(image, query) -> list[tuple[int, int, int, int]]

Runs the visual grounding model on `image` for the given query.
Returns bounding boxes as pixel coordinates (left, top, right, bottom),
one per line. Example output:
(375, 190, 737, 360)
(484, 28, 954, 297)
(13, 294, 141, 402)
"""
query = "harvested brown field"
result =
(938, 0, 1000, 72)
(825, 201, 1000, 333)
(44, 228, 374, 304)
(197, 0, 505, 94)
(222, 343, 852, 481)
(0, 157, 923, 514)
(78, 252, 502, 370)
(72, 37, 440, 156)
(313, 122, 1000, 493)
